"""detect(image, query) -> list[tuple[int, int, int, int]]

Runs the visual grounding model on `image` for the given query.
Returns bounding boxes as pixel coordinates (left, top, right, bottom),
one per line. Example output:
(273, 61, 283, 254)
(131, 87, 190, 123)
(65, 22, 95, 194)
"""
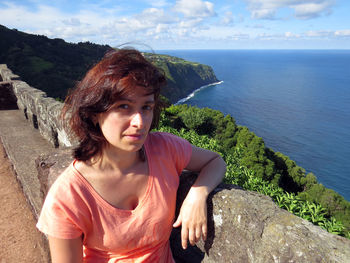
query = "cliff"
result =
(1, 65, 350, 262)
(144, 53, 218, 103)
(0, 25, 218, 103)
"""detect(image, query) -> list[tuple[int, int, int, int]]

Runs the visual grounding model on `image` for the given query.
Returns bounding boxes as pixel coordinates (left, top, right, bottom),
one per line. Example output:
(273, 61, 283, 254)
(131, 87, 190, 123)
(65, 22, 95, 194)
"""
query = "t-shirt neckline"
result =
(71, 138, 153, 215)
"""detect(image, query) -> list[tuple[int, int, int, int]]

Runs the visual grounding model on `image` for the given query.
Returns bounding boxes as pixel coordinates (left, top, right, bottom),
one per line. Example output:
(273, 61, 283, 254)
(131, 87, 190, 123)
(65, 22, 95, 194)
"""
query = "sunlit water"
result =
(158, 50, 350, 201)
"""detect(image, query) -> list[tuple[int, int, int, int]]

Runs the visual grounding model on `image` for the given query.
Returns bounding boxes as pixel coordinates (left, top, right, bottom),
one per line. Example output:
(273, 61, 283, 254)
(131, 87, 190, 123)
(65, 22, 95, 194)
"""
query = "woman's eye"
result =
(143, 105, 153, 111)
(118, 104, 129, 109)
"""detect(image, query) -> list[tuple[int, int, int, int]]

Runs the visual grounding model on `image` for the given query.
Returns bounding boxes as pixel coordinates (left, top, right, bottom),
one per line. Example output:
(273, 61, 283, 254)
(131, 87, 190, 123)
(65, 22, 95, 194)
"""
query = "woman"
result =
(37, 48, 226, 262)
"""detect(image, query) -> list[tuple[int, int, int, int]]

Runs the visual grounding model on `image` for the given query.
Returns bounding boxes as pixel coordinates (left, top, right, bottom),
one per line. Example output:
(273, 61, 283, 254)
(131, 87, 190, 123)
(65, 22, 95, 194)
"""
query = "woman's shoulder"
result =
(47, 161, 85, 198)
(146, 132, 191, 153)
(147, 132, 192, 172)
(147, 131, 184, 143)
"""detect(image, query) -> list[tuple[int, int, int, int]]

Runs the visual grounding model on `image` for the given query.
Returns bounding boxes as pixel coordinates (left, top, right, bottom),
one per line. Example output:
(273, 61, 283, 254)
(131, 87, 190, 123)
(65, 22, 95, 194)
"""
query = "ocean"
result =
(157, 49, 350, 201)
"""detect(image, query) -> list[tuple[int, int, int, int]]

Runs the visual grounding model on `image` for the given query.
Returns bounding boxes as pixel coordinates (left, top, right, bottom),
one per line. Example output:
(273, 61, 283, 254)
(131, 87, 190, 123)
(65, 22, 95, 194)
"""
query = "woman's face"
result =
(97, 86, 155, 155)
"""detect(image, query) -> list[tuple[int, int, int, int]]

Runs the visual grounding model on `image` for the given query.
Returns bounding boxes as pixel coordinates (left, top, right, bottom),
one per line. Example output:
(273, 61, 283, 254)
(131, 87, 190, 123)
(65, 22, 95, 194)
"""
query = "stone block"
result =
(174, 173, 350, 263)
(0, 65, 20, 81)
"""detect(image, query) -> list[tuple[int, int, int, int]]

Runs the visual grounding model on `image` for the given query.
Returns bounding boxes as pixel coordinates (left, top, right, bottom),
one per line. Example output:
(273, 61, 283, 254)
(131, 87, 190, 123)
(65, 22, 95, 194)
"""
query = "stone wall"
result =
(0, 64, 73, 148)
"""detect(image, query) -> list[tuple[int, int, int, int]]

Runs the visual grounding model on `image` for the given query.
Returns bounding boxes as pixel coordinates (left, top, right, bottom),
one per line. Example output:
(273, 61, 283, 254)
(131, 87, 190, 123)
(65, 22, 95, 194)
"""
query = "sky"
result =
(0, 0, 349, 50)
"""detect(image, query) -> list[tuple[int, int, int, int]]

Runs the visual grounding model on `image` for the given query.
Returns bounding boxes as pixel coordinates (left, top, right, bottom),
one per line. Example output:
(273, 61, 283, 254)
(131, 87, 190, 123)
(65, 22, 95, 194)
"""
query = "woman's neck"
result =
(92, 147, 141, 175)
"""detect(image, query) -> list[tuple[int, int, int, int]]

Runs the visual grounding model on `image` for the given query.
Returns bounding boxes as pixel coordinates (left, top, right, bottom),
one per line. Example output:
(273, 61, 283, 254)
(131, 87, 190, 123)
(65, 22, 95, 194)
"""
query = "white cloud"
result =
(334, 30, 350, 37)
(0, 0, 347, 49)
(304, 30, 332, 37)
(228, 33, 250, 40)
(253, 29, 350, 41)
(285, 31, 293, 37)
(145, 0, 170, 8)
(155, 24, 168, 34)
(0, 2, 112, 42)
(0, 2, 177, 44)
(256, 32, 281, 40)
(303, 29, 350, 38)
(179, 18, 203, 28)
(245, 0, 335, 20)
(0, 0, 219, 45)
(251, 8, 276, 20)
(173, 0, 216, 18)
(292, 1, 333, 19)
(285, 31, 300, 38)
(253, 29, 344, 41)
(221, 11, 234, 25)
(105, 7, 180, 43)
(62, 18, 82, 26)
(0, 2, 60, 30)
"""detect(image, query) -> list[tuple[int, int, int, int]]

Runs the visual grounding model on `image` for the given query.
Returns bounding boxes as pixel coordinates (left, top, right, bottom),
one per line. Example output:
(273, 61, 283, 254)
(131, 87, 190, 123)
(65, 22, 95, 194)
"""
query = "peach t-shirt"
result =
(37, 132, 192, 262)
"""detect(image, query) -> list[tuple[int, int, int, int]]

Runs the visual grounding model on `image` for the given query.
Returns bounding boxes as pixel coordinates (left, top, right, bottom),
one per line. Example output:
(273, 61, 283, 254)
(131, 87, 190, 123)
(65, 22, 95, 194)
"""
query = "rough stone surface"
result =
(0, 64, 74, 148)
(0, 64, 20, 81)
(176, 174, 350, 263)
(36, 150, 350, 263)
(0, 110, 54, 216)
(36, 148, 73, 203)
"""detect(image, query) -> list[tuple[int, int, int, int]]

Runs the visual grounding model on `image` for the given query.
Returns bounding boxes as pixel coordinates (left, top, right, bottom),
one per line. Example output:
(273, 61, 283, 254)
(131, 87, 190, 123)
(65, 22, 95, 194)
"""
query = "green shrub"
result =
(156, 116, 350, 239)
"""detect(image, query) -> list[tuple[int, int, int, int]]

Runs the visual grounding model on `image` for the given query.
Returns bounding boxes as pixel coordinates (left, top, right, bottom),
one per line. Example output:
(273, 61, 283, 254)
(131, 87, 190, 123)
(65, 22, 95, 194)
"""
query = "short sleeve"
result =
(36, 168, 88, 239)
(151, 132, 192, 174)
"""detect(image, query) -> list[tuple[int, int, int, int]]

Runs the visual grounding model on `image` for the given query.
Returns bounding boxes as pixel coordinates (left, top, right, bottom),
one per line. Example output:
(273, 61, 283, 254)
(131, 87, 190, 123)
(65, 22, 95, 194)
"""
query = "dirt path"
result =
(0, 142, 50, 262)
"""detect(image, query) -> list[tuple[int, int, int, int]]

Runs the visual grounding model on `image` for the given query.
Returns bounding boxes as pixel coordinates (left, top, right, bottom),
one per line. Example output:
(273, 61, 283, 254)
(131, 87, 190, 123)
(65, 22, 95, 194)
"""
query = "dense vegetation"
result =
(0, 25, 110, 99)
(157, 104, 350, 238)
(0, 25, 217, 103)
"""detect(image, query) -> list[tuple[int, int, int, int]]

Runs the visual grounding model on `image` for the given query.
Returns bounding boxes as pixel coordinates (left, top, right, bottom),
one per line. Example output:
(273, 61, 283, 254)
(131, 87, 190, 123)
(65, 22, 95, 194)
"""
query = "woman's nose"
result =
(130, 112, 144, 128)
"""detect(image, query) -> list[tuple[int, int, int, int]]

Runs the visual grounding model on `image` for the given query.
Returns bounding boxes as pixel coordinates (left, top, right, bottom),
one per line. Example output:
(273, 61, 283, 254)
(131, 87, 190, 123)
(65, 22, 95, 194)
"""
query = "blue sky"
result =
(0, 0, 349, 49)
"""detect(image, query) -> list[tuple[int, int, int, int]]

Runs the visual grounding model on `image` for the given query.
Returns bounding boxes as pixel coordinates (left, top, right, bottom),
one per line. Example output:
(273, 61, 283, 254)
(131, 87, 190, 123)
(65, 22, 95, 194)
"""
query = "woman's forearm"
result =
(174, 146, 226, 249)
(189, 154, 226, 197)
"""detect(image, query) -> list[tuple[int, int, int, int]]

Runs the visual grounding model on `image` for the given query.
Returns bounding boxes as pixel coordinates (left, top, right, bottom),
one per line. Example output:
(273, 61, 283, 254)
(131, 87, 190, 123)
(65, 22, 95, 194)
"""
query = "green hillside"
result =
(144, 53, 218, 102)
(0, 25, 217, 103)
(0, 25, 110, 99)
(160, 104, 350, 236)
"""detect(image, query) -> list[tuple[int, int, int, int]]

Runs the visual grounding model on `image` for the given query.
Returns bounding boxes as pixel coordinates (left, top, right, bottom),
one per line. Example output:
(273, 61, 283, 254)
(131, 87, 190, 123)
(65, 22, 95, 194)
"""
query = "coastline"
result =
(174, 81, 223, 105)
(164, 50, 350, 202)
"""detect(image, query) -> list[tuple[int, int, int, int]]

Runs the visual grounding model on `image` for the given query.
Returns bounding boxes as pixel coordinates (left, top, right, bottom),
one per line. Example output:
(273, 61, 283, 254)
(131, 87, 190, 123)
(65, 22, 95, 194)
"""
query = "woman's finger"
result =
(181, 225, 189, 249)
(188, 227, 196, 246)
(202, 224, 207, 241)
(195, 225, 201, 242)
(172, 216, 182, 228)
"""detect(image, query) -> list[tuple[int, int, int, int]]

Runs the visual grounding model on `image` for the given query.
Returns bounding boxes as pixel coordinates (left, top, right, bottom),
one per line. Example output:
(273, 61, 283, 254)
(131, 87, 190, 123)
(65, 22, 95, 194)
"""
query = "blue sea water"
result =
(157, 49, 350, 201)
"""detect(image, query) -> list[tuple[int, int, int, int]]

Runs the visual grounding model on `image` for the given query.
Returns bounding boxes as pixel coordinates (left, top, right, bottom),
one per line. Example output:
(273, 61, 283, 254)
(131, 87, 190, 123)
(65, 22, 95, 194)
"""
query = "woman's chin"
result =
(124, 140, 146, 153)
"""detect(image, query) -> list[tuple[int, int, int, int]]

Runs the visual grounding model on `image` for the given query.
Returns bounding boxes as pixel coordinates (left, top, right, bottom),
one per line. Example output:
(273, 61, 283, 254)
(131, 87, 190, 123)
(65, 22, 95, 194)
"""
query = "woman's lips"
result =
(125, 134, 143, 141)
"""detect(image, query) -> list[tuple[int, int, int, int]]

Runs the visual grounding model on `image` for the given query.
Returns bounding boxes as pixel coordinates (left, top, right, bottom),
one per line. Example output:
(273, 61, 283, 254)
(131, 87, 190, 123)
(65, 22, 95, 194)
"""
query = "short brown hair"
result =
(62, 48, 167, 161)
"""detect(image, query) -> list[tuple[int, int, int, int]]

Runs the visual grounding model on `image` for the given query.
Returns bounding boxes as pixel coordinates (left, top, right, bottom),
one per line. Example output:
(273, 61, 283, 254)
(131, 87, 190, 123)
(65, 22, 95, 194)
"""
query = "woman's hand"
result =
(173, 145, 226, 250)
(173, 187, 208, 249)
